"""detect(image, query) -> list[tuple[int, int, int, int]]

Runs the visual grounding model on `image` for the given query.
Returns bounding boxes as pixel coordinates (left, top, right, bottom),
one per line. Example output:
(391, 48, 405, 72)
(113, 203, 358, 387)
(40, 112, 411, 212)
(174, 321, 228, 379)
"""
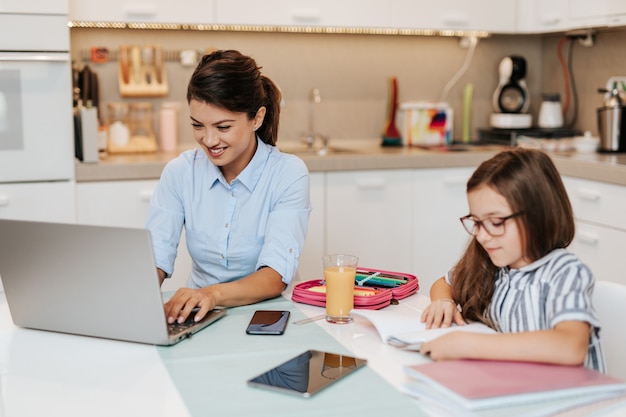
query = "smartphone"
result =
(246, 310, 290, 335)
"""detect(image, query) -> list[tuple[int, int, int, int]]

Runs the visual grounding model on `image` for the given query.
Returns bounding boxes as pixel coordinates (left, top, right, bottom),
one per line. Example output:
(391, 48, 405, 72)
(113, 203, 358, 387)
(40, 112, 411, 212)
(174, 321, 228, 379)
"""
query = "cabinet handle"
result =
(355, 178, 385, 189)
(539, 16, 562, 25)
(139, 189, 154, 202)
(291, 8, 321, 22)
(441, 15, 469, 27)
(124, 4, 158, 17)
(577, 188, 601, 202)
(0, 195, 9, 207)
(442, 177, 468, 186)
(576, 230, 599, 246)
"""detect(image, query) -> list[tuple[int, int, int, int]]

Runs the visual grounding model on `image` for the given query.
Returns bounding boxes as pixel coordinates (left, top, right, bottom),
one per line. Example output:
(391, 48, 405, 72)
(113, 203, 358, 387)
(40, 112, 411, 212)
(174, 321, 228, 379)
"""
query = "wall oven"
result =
(0, 6, 74, 183)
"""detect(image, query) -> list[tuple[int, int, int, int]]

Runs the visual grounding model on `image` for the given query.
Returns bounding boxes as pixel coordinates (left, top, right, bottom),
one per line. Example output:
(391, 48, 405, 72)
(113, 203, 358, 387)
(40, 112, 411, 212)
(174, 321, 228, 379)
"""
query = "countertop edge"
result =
(75, 147, 626, 186)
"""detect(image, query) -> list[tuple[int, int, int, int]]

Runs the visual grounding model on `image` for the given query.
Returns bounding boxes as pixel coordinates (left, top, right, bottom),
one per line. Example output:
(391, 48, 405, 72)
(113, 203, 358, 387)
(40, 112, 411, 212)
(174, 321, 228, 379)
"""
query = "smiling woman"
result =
(145, 49, 312, 326)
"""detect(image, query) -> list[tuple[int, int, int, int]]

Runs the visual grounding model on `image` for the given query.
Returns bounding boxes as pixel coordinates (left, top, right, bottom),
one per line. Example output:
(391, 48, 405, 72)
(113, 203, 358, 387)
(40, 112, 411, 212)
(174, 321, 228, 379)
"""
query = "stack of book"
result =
(403, 359, 626, 417)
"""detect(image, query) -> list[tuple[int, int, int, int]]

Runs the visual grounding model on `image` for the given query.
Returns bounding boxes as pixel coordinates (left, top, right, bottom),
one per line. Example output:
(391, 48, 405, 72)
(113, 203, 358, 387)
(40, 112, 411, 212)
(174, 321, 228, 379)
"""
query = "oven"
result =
(0, 4, 74, 183)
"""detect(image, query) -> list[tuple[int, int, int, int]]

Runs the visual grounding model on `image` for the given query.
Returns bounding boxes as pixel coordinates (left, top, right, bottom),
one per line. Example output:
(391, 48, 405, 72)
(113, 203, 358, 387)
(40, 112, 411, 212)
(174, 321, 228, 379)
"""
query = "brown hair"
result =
(186, 49, 281, 145)
(452, 148, 575, 323)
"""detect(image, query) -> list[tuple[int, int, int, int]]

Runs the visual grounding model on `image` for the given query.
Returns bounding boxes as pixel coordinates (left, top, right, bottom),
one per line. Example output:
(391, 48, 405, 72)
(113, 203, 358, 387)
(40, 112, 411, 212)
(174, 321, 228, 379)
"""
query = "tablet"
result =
(247, 349, 367, 397)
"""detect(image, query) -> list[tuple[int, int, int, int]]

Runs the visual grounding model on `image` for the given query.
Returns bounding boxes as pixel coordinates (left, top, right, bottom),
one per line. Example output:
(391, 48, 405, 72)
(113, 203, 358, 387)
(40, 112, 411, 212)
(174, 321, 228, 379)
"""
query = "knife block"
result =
(118, 45, 169, 98)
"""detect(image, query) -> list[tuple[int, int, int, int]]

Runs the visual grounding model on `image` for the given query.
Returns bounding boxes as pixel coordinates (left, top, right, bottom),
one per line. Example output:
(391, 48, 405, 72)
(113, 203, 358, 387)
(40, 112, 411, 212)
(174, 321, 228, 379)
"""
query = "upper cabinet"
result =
(390, 0, 517, 33)
(214, 0, 390, 28)
(517, 0, 570, 33)
(67, 0, 626, 33)
(569, 0, 626, 28)
(0, 0, 67, 14)
(519, 0, 626, 33)
(68, 0, 214, 24)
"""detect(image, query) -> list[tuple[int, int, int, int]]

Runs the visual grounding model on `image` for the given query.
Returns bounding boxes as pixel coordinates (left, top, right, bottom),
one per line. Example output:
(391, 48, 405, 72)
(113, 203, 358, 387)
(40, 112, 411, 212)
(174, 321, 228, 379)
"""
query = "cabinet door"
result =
(326, 170, 413, 274)
(76, 180, 157, 228)
(0, 181, 76, 223)
(0, 0, 67, 14)
(517, 0, 570, 33)
(412, 168, 473, 292)
(569, 221, 626, 286)
(295, 172, 324, 283)
(69, 0, 214, 24)
(215, 0, 390, 27)
(562, 177, 626, 231)
(76, 180, 191, 291)
(390, 0, 517, 33)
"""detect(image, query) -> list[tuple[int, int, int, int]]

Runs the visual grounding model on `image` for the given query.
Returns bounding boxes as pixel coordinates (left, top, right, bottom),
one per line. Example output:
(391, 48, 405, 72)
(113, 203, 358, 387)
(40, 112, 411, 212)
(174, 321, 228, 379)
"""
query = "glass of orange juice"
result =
(323, 254, 358, 324)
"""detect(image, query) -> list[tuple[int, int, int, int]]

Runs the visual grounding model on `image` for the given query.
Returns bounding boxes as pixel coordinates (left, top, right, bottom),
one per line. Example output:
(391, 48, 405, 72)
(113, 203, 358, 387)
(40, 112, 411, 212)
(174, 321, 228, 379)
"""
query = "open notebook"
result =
(0, 219, 226, 345)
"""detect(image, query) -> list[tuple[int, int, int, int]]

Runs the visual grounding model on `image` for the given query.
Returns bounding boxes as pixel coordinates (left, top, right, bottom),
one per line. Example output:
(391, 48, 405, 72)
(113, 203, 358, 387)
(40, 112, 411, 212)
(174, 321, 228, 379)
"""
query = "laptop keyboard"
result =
(168, 318, 199, 335)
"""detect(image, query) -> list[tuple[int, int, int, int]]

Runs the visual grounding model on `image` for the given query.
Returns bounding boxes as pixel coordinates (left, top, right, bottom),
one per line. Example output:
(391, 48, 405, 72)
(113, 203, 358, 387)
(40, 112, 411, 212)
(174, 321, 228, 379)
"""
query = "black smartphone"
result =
(246, 310, 290, 335)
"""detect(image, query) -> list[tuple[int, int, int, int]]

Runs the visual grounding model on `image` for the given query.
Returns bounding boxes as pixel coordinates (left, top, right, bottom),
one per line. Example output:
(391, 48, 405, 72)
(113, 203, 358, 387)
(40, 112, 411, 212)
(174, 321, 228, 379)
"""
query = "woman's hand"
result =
(164, 287, 218, 324)
(420, 298, 465, 329)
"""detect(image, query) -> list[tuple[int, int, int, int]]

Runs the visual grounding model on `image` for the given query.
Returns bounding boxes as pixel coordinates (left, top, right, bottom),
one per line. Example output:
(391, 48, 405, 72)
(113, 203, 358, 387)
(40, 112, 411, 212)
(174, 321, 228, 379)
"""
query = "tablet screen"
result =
(247, 349, 367, 397)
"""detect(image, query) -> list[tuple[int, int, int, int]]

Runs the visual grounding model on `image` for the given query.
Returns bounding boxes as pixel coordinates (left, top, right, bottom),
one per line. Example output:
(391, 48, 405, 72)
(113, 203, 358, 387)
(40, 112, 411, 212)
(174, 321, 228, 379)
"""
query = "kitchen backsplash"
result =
(69, 27, 626, 148)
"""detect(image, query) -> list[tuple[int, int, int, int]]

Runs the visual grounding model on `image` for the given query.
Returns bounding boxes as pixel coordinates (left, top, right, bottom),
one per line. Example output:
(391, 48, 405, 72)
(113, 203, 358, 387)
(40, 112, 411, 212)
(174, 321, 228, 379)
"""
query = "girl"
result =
(146, 50, 311, 325)
(420, 147, 605, 372)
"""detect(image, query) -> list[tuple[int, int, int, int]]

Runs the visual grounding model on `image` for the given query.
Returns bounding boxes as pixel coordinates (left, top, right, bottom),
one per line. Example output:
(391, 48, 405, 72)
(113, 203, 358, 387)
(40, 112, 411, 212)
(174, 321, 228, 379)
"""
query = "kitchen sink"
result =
(278, 144, 361, 156)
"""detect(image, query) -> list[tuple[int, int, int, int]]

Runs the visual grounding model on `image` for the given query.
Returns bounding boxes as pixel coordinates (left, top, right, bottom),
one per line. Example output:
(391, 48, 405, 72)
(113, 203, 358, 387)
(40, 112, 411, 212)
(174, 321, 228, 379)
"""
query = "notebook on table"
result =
(0, 219, 226, 345)
(403, 359, 626, 414)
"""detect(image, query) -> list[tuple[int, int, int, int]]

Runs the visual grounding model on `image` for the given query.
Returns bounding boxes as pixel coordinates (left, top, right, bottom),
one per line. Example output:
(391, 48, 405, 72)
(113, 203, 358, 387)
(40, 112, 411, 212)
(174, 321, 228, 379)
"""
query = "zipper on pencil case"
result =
(356, 270, 409, 282)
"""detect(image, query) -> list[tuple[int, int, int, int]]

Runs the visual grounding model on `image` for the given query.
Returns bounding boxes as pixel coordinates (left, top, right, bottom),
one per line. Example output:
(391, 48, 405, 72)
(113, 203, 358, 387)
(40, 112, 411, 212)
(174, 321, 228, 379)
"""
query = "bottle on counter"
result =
(106, 102, 130, 148)
(159, 101, 180, 152)
(128, 102, 156, 149)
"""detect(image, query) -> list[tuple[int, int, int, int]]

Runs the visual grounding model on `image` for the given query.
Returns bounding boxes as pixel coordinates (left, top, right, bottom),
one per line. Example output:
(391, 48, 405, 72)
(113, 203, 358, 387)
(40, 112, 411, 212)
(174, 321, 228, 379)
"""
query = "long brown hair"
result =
(452, 148, 575, 323)
(186, 49, 281, 145)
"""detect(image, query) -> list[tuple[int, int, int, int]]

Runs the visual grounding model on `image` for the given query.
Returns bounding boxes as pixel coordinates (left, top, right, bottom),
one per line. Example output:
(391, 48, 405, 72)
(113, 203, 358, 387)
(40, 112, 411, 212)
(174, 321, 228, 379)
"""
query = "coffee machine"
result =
(490, 55, 532, 129)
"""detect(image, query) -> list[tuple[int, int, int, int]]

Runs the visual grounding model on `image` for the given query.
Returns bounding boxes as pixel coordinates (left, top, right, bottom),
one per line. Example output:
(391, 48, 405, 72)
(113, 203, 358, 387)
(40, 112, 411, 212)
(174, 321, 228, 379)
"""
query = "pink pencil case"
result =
(291, 267, 419, 310)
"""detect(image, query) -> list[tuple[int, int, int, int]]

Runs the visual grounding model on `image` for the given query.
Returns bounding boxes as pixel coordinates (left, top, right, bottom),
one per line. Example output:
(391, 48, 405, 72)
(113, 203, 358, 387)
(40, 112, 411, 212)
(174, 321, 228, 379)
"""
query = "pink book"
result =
(404, 359, 626, 411)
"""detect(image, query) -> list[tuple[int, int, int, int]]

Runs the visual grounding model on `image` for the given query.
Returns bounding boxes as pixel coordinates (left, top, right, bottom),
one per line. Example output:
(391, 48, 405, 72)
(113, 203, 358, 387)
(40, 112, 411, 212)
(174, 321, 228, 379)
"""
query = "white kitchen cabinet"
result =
(0, 181, 76, 223)
(517, 0, 570, 33)
(215, 0, 389, 28)
(390, 0, 517, 33)
(76, 180, 191, 292)
(295, 172, 324, 284)
(0, 0, 67, 14)
(412, 168, 473, 293)
(568, 0, 626, 28)
(76, 180, 156, 227)
(325, 169, 413, 275)
(563, 177, 626, 286)
(68, 0, 214, 24)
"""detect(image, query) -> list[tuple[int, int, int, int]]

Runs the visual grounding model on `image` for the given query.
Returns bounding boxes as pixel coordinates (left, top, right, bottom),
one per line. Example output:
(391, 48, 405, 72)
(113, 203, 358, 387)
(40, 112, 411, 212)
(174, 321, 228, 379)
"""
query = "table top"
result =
(2, 289, 626, 417)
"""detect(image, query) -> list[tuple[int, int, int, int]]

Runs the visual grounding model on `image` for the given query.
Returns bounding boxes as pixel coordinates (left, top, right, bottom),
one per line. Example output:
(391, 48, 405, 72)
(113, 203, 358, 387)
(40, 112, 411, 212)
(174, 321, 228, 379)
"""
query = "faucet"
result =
(303, 88, 328, 153)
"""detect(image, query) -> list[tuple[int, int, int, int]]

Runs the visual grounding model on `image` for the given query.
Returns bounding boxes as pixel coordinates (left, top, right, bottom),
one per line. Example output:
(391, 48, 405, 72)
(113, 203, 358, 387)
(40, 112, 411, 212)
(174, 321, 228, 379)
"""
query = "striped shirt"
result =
(449, 248, 606, 372)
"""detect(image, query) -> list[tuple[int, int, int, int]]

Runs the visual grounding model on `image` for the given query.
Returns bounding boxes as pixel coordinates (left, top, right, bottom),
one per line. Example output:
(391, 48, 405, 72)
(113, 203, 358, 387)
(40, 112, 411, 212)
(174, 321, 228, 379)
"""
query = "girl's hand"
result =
(420, 332, 474, 360)
(420, 298, 465, 329)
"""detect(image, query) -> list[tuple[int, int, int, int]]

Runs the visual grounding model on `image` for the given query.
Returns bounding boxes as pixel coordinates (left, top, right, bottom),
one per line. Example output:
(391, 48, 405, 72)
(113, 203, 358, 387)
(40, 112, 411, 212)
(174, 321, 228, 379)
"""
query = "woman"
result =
(146, 50, 311, 325)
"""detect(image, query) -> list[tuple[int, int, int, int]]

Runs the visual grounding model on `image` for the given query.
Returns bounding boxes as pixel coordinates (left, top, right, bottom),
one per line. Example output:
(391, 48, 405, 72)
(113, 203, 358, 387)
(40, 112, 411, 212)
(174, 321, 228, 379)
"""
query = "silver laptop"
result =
(0, 219, 226, 345)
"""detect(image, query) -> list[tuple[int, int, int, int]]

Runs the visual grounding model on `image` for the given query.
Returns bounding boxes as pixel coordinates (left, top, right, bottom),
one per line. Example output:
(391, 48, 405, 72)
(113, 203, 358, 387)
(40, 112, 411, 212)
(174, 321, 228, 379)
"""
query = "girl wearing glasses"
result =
(420, 148, 605, 371)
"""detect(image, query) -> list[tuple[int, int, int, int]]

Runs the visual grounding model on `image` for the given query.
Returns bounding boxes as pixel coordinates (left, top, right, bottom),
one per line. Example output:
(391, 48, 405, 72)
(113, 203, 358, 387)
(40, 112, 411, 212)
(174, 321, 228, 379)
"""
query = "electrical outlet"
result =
(565, 29, 595, 47)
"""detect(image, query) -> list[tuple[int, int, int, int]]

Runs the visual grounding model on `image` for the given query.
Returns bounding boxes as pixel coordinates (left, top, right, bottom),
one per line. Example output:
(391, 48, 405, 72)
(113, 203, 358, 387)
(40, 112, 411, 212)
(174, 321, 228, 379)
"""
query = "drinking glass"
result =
(323, 254, 358, 324)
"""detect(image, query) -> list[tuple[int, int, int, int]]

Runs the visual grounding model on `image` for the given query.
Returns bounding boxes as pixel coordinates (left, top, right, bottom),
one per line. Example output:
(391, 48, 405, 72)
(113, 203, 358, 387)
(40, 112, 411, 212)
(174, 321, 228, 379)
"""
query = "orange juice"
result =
(324, 266, 356, 323)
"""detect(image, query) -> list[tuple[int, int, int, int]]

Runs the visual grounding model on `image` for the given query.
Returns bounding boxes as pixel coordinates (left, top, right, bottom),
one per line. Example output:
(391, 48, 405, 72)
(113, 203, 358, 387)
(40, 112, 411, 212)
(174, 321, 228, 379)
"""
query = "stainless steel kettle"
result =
(597, 88, 626, 152)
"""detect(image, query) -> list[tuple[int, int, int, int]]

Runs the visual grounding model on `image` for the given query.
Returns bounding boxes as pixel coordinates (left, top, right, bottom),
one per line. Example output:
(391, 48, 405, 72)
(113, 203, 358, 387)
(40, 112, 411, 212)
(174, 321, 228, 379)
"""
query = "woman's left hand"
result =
(164, 287, 217, 324)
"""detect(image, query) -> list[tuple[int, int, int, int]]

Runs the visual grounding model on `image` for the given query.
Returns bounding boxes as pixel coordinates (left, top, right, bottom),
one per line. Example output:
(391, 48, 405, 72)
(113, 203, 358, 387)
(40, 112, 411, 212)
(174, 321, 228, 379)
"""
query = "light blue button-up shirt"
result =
(146, 139, 311, 288)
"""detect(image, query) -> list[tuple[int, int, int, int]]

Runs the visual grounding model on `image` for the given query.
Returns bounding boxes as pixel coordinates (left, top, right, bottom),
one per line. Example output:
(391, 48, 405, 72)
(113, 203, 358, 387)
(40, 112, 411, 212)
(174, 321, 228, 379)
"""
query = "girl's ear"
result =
(253, 106, 266, 130)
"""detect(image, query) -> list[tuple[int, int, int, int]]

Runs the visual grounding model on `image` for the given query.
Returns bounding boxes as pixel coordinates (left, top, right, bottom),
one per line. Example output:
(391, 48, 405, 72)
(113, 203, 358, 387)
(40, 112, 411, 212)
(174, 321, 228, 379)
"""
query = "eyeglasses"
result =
(459, 211, 524, 237)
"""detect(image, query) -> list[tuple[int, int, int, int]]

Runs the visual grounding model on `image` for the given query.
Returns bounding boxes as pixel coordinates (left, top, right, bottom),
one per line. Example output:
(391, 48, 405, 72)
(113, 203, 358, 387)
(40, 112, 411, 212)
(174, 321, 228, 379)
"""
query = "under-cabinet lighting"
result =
(67, 21, 490, 38)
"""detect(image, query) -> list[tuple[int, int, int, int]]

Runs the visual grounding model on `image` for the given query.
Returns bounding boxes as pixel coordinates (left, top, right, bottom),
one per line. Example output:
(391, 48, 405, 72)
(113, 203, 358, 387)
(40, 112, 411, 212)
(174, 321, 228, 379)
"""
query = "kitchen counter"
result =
(75, 142, 626, 186)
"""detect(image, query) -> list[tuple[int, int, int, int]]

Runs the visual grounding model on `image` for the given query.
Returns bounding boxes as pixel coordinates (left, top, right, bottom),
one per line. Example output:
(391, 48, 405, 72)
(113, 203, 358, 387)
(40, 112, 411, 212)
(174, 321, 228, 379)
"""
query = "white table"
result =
(2, 289, 626, 417)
